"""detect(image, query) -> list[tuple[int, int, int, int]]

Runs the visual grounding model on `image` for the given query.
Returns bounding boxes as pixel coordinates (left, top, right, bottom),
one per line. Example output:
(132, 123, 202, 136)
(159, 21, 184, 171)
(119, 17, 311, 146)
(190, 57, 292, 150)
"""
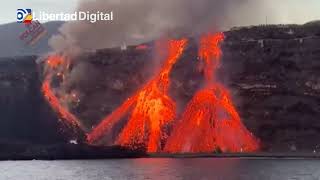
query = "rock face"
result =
(0, 23, 319, 156)
(0, 142, 145, 160)
(221, 25, 320, 152)
(0, 56, 65, 144)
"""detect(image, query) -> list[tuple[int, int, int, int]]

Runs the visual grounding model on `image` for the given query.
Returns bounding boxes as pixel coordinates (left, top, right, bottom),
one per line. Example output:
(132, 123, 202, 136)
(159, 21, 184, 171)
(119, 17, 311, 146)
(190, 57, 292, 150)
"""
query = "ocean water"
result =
(0, 158, 320, 180)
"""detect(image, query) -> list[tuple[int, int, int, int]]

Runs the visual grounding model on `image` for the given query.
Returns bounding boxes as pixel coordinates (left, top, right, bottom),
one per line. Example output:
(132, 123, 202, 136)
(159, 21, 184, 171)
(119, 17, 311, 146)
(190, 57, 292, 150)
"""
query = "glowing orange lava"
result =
(198, 32, 224, 82)
(46, 55, 64, 69)
(42, 55, 85, 131)
(43, 33, 259, 154)
(87, 39, 188, 152)
(164, 33, 259, 153)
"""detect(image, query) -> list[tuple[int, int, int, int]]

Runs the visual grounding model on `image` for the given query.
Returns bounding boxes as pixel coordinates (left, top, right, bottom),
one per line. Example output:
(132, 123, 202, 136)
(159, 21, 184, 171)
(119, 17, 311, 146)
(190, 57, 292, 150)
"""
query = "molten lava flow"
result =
(42, 55, 85, 131)
(164, 85, 259, 153)
(87, 39, 188, 152)
(164, 33, 259, 153)
(198, 32, 224, 83)
(116, 79, 176, 152)
(46, 56, 64, 68)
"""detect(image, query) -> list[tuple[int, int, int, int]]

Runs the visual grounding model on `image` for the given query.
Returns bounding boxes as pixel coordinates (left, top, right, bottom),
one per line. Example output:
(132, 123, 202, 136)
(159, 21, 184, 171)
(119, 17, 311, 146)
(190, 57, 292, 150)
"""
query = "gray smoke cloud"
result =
(49, 0, 278, 52)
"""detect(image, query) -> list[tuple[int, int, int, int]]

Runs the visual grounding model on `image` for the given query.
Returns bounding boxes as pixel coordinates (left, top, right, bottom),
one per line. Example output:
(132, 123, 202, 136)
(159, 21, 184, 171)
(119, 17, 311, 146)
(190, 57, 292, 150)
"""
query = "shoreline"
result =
(2, 150, 320, 161)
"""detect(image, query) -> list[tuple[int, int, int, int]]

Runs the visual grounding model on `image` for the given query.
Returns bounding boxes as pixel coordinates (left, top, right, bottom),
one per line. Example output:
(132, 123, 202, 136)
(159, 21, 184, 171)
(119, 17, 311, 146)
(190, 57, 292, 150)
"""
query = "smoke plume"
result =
(49, 0, 278, 52)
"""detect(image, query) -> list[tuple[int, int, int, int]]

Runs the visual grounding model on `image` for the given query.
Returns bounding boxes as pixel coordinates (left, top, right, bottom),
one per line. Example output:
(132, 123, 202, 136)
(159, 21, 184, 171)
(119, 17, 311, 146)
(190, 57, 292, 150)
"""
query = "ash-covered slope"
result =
(221, 25, 320, 152)
(0, 23, 320, 155)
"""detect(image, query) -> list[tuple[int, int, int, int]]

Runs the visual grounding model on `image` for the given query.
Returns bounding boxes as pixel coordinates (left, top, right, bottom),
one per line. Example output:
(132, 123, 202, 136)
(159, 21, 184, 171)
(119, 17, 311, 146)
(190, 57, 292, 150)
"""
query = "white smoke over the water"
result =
(49, 0, 284, 52)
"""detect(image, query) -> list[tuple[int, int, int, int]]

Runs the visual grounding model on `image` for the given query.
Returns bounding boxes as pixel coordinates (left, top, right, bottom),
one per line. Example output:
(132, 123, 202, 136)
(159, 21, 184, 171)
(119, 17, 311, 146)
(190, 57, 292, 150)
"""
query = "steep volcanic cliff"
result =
(0, 23, 319, 155)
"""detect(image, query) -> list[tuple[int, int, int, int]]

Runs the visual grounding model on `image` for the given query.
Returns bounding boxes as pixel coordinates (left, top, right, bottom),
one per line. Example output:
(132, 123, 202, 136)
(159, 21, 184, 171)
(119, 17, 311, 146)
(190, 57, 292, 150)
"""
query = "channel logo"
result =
(17, 9, 33, 24)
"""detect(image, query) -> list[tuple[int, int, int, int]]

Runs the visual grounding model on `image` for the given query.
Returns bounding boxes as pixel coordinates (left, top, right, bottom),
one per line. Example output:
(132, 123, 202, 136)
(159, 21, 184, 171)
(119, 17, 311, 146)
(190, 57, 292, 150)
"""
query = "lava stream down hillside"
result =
(87, 39, 188, 152)
(42, 55, 86, 132)
(164, 33, 259, 153)
(41, 33, 260, 153)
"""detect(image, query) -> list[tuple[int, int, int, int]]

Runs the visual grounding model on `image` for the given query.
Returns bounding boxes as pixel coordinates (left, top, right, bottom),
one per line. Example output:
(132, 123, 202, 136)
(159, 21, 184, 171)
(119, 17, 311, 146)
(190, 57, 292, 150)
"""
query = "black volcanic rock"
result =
(0, 23, 320, 157)
(0, 56, 66, 144)
(221, 25, 320, 152)
(0, 142, 145, 160)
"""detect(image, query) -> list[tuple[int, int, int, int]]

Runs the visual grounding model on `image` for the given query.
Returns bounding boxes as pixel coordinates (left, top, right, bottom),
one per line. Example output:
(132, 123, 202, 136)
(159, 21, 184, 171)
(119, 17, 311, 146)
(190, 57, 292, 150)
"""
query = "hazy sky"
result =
(1, 0, 319, 25)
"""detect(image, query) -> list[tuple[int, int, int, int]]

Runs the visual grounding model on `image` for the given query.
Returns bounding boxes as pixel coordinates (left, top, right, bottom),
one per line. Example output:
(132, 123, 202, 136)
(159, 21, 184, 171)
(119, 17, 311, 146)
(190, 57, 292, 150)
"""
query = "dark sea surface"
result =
(0, 158, 320, 180)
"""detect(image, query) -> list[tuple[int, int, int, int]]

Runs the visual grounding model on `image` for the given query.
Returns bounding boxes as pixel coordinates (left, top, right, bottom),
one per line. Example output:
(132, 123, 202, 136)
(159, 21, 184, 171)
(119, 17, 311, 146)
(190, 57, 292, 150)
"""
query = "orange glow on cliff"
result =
(164, 33, 259, 153)
(42, 55, 85, 131)
(87, 39, 188, 152)
(43, 33, 259, 154)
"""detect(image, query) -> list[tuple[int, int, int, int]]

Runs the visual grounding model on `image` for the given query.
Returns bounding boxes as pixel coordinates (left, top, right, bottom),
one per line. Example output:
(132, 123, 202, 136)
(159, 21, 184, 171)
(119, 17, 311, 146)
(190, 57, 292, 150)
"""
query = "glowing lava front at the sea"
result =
(164, 33, 259, 153)
(87, 39, 188, 152)
(42, 32, 259, 153)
